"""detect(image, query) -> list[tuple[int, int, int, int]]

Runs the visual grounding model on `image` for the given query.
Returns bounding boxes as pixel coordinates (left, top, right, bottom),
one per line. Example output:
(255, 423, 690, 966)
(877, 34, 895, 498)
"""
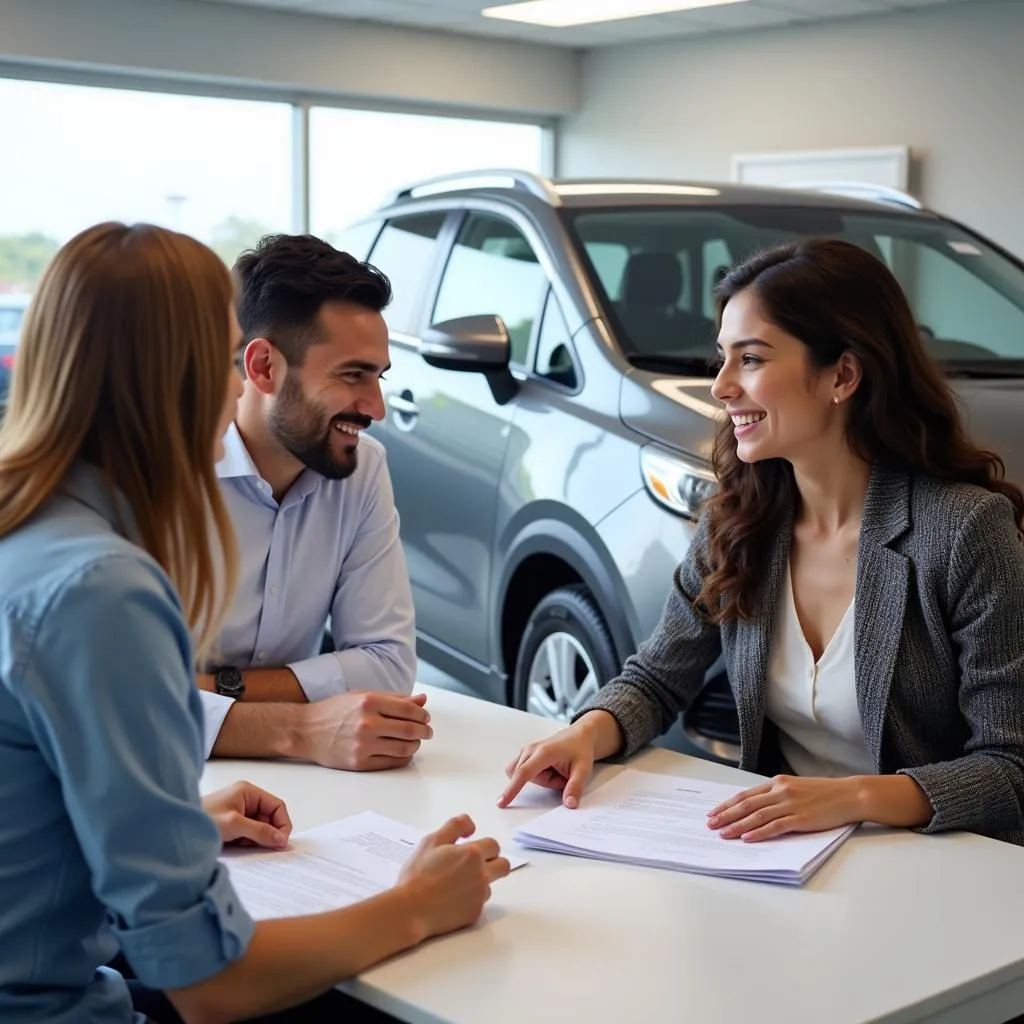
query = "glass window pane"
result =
(332, 220, 382, 262)
(0, 79, 292, 269)
(584, 242, 629, 301)
(567, 207, 1024, 362)
(433, 213, 546, 365)
(874, 236, 1024, 359)
(368, 214, 448, 335)
(0, 77, 294, 404)
(535, 290, 578, 388)
(702, 239, 732, 319)
(309, 107, 546, 241)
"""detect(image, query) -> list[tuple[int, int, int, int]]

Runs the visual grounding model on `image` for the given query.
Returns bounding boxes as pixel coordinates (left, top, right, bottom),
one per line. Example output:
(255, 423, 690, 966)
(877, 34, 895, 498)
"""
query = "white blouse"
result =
(764, 563, 874, 778)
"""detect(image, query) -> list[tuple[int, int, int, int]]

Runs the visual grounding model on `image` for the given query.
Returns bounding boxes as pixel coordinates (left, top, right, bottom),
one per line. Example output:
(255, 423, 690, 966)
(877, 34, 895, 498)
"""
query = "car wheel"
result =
(513, 585, 620, 722)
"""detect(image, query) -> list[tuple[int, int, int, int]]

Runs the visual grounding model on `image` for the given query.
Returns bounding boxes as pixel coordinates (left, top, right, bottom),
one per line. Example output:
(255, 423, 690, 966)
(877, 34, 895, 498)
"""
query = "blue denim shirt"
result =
(0, 463, 254, 1022)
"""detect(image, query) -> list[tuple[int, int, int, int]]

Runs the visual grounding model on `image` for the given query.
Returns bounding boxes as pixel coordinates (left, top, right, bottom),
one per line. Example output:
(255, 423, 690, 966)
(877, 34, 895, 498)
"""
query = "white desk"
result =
(202, 685, 1024, 1024)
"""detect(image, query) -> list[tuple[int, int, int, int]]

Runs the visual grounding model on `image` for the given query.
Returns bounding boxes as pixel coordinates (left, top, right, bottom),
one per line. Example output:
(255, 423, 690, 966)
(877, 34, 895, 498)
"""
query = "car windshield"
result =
(564, 205, 1024, 376)
(0, 306, 26, 347)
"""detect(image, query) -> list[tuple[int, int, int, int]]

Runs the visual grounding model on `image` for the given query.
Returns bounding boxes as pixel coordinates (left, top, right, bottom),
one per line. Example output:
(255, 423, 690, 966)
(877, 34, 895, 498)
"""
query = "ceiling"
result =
(196, 0, 970, 47)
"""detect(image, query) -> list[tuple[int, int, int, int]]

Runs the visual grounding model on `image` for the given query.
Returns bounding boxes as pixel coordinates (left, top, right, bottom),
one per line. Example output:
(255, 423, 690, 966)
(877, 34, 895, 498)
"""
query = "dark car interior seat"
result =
(616, 251, 716, 355)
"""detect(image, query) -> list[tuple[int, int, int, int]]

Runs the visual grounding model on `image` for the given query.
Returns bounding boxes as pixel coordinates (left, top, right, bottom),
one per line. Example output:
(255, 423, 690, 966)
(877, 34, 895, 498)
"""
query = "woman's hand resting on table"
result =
(707, 773, 933, 841)
(706, 776, 862, 841)
(397, 815, 511, 939)
(202, 780, 293, 850)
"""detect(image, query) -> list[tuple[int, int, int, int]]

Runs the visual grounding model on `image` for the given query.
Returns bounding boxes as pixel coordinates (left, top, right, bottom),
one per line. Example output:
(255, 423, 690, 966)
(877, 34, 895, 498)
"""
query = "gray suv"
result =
(342, 171, 1024, 763)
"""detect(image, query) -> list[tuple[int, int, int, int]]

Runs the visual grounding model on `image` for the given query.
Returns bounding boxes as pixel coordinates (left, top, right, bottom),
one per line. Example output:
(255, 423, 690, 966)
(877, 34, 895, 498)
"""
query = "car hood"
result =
(620, 370, 1024, 487)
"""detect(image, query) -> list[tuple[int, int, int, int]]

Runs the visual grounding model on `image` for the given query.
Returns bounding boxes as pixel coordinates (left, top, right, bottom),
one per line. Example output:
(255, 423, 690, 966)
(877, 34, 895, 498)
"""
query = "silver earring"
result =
(833, 396, 840, 405)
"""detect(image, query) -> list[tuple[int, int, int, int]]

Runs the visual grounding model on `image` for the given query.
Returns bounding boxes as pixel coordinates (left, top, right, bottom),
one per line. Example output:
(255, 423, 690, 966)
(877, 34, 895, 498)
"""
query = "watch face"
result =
(216, 667, 245, 698)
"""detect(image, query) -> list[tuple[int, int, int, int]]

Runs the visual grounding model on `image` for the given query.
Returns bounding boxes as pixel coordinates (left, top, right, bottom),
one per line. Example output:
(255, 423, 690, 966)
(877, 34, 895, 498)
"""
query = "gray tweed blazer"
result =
(581, 466, 1024, 845)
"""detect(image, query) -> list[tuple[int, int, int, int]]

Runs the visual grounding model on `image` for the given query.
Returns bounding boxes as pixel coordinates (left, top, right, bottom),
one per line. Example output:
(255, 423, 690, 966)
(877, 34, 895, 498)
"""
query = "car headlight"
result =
(640, 446, 716, 520)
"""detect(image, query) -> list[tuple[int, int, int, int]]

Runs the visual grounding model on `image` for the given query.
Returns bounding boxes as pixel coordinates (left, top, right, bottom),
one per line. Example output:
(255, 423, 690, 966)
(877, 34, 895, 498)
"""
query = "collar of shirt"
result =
(60, 460, 139, 543)
(217, 421, 321, 508)
(216, 421, 261, 481)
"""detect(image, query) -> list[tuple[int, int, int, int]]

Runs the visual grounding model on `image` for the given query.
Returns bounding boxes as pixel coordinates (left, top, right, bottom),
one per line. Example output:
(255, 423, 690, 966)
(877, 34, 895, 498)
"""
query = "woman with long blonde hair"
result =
(0, 222, 508, 1024)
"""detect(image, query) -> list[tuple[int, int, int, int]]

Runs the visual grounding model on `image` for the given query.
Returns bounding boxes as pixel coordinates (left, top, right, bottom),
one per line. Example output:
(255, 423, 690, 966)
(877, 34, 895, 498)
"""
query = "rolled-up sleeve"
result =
(199, 689, 235, 760)
(288, 453, 416, 701)
(17, 555, 254, 989)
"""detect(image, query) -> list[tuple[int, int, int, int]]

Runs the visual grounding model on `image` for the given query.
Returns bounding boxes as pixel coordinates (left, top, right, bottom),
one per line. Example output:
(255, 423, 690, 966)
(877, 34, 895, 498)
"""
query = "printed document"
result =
(513, 769, 854, 885)
(222, 810, 526, 920)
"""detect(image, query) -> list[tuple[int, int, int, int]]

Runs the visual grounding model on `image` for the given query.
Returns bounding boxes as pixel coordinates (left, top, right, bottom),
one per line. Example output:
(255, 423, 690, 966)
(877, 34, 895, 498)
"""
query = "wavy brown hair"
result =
(697, 237, 1024, 623)
(0, 222, 238, 658)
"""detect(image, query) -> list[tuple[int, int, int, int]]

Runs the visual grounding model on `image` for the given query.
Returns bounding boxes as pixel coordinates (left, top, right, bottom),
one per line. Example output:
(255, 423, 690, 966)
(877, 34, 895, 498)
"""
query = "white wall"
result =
(560, 0, 1024, 258)
(0, 0, 580, 118)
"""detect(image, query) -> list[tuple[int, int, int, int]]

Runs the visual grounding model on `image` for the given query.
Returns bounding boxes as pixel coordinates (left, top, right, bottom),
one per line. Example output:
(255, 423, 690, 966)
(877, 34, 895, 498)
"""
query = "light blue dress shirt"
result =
(0, 462, 253, 1023)
(200, 424, 416, 753)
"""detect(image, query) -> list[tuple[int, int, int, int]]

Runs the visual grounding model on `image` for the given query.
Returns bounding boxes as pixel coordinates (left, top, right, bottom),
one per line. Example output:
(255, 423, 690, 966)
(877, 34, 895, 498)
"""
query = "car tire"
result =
(512, 585, 620, 722)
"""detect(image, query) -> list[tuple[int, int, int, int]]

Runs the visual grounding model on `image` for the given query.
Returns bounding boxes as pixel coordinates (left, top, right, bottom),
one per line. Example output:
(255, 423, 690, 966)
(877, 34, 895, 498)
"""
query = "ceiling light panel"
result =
(482, 0, 750, 28)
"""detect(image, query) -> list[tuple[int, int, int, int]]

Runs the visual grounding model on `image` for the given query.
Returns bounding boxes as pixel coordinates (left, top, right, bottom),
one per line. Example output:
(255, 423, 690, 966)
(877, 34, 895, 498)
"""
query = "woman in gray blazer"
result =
(500, 238, 1024, 846)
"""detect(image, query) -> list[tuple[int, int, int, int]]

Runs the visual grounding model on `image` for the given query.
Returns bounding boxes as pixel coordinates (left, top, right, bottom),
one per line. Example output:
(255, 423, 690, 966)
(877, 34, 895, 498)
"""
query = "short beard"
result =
(267, 373, 367, 480)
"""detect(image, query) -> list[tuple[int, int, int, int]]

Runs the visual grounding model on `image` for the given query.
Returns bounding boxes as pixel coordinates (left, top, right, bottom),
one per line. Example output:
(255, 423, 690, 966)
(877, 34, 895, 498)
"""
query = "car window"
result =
(0, 308, 25, 347)
(584, 242, 629, 301)
(873, 235, 1024, 359)
(535, 290, 578, 389)
(432, 213, 547, 365)
(566, 206, 1024, 367)
(332, 219, 381, 262)
(368, 212, 447, 334)
(0, 310, 24, 333)
(702, 239, 732, 319)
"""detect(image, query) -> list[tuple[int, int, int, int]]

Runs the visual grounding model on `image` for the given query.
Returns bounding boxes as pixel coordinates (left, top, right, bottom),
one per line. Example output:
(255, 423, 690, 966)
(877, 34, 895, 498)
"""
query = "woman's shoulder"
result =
(909, 474, 1017, 526)
(904, 474, 1020, 562)
(0, 494, 177, 626)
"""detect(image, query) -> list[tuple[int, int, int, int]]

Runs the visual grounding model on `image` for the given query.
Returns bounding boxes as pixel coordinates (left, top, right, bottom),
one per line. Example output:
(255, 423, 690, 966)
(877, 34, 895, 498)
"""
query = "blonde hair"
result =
(0, 222, 238, 659)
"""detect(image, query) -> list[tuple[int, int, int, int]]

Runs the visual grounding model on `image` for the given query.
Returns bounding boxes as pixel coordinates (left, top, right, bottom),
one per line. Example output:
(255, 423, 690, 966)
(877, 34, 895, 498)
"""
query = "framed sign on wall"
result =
(730, 145, 912, 196)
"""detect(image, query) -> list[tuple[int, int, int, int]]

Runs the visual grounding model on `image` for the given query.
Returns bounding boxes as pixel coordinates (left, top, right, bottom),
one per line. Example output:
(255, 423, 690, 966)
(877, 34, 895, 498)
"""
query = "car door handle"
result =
(387, 393, 419, 417)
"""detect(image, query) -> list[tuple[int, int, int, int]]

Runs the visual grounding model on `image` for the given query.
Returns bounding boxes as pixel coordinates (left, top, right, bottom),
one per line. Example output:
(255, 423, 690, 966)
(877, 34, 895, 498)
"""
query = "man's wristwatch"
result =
(214, 667, 246, 701)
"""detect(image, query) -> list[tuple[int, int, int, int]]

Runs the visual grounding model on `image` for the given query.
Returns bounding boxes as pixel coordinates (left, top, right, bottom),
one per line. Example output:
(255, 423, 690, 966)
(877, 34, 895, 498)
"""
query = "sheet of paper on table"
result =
(513, 769, 855, 886)
(221, 810, 527, 920)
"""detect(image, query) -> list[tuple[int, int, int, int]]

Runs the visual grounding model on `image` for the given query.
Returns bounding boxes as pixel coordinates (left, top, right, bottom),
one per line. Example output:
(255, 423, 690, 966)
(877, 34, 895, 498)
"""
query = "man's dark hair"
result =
(233, 234, 392, 366)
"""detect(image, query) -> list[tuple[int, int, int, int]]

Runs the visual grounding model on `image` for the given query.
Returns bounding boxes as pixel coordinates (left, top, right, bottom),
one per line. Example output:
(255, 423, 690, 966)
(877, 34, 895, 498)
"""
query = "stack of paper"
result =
(513, 769, 855, 886)
(222, 811, 527, 920)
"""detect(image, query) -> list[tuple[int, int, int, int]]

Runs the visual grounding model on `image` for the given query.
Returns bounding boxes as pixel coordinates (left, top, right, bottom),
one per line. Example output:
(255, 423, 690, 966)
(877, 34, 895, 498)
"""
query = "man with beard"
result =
(197, 234, 428, 771)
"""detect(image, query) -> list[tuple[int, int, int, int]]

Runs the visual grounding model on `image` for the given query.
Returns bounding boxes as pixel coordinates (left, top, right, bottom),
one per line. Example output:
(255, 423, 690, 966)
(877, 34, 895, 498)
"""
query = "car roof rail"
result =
(788, 180, 923, 210)
(387, 169, 561, 206)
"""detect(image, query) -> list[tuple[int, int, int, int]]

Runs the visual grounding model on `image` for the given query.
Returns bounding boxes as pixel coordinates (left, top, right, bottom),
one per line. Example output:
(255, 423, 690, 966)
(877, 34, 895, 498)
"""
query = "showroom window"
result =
(0, 77, 293, 292)
(0, 73, 551, 406)
(309, 106, 546, 245)
(367, 213, 448, 335)
(432, 213, 548, 366)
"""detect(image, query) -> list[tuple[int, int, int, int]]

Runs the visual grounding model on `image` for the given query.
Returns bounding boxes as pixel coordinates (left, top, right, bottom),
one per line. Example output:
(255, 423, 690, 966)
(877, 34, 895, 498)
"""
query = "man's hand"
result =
(202, 781, 293, 849)
(294, 691, 433, 771)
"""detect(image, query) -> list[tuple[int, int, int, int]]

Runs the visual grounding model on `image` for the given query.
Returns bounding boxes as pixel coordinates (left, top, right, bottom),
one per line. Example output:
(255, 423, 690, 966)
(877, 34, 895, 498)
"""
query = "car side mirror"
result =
(421, 314, 518, 405)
